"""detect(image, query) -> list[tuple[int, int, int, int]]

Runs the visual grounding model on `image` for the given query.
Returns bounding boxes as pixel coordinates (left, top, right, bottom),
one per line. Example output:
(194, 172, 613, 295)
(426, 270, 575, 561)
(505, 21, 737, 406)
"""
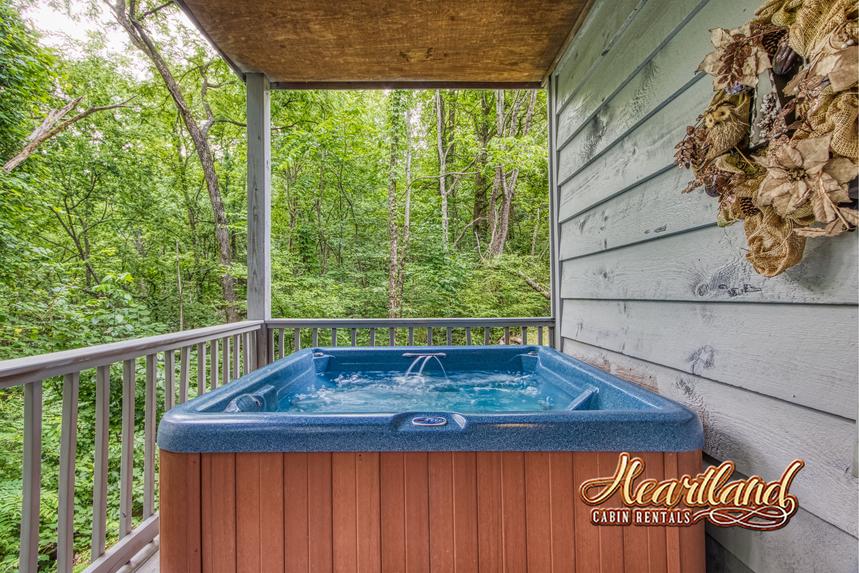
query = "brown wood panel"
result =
(332, 453, 358, 573)
(403, 453, 430, 573)
(284, 453, 310, 573)
(574, 452, 602, 572)
(475, 453, 503, 572)
(452, 453, 479, 572)
(598, 452, 625, 573)
(525, 452, 553, 572)
(664, 453, 682, 573)
(201, 454, 237, 573)
(549, 452, 576, 571)
(160, 451, 202, 573)
(356, 453, 382, 573)
(428, 453, 455, 572)
(178, 0, 591, 85)
(380, 453, 406, 573)
(162, 450, 706, 573)
(236, 453, 284, 573)
(307, 453, 333, 573)
(677, 451, 705, 573)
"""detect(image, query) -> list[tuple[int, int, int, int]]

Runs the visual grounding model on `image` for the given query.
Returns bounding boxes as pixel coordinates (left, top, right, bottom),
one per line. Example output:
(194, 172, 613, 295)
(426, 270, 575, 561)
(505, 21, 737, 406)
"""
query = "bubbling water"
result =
(286, 370, 563, 413)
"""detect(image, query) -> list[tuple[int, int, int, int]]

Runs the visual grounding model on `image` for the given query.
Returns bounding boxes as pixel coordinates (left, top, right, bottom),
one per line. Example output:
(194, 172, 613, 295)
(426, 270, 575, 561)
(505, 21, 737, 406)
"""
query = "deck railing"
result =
(0, 316, 553, 573)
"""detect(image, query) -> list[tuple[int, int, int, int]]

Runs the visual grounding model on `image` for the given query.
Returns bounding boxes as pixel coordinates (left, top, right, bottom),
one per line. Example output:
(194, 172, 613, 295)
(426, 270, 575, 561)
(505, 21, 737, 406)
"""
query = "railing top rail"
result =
(0, 320, 264, 389)
(266, 317, 555, 328)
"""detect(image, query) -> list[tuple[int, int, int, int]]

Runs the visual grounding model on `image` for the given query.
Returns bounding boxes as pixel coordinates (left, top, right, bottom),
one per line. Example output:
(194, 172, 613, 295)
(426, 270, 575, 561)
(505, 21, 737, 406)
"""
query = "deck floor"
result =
(135, 551, 159, 573)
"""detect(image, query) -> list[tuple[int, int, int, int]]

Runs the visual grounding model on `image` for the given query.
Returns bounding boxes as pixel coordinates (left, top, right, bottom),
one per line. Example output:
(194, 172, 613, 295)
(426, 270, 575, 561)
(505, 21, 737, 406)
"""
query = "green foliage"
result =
(0, 2, 550, 570)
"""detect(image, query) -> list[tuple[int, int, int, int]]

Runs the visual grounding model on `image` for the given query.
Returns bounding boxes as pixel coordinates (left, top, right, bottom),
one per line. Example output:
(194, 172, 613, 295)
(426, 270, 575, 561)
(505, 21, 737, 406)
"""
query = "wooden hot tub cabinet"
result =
(160, 449, 704, 573)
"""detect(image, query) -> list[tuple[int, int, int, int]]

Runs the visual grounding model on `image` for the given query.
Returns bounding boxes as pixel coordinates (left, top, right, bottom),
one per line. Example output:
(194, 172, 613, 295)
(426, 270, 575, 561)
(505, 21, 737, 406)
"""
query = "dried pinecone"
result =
(755, 91, 780, 140)
(675, 125, 707, 170)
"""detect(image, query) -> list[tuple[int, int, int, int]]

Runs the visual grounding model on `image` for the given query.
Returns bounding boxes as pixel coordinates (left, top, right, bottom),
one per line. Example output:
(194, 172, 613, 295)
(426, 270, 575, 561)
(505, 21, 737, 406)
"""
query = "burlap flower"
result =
(756, 135, 855, 219)
(699, 25, 773, 93)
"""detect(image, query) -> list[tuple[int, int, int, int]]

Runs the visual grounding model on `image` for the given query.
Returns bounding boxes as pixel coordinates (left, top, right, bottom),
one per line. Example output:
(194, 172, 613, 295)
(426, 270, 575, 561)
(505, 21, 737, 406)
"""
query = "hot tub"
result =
(158, 345, 704, 572)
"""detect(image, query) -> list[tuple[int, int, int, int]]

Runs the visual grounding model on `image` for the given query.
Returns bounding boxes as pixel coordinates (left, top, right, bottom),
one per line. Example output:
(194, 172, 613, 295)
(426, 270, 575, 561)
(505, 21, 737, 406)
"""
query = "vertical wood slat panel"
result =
(404, 453, 430, 573)
(307, 453, 333, 572)
(332, 453, 358, 572)
(357, 453, 382, 573)
(120, 359, 135, 537)
(57, 372, 79, 573)
(91, 366, 110, 560)
(549, 452, 575, 571)
(452, 452, 479, 572)
(380, 453, 406, 572)
(160, 451, 202, 573)
(678, 451, 705, 573)
(574, 452, 601, 572)
(501, 452, 528, 573)
(236, 453, 284, 573)
(159, 450, 704, 573)
(143, 354, 157, 518)
(598, 452, 625, 573)
(283, 453, 310, 573)
(19, 381, 42, 573)
(525, 452, 553, 572)
(476, 453, 503, 572)
(202, 453, 237, 573)
(428, 453, 455, 572)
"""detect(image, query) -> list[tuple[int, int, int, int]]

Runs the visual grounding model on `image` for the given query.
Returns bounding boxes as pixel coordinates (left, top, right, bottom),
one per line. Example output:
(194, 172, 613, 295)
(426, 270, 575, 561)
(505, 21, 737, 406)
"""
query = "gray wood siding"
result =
(550, 1, 859, 571)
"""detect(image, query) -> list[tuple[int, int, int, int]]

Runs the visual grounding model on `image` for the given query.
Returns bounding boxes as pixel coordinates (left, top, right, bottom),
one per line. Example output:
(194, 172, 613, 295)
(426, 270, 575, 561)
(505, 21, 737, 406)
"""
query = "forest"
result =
(0, 0, 549, 569)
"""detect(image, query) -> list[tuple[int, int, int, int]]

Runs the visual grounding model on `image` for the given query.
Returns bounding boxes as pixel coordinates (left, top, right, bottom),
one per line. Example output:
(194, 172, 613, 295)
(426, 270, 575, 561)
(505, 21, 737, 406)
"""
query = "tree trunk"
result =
(386, 91, 404, 318)
(472, 92, 491, 239)
(110, 0, 238, 322)
(396, 111, 413, 309)
(434, 90, 449, 250)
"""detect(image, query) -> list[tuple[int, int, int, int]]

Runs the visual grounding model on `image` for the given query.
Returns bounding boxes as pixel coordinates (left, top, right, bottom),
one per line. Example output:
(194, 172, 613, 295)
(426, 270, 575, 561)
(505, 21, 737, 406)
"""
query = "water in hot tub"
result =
(287, 369, 572, 413)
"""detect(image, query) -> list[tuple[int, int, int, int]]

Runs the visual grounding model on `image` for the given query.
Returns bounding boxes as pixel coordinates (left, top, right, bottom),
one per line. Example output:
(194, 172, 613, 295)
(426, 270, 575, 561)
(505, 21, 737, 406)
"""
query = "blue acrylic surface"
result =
(158, 346, 703, 453)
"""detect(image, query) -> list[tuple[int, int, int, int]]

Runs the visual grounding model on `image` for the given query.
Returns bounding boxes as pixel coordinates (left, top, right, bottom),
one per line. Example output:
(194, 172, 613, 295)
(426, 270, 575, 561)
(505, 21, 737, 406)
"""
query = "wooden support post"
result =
(247, 72, 271, 368)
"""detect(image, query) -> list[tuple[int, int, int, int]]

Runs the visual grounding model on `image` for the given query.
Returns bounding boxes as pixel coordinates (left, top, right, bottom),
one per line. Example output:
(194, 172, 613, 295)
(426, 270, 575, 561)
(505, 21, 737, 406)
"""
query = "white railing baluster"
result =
(278, 328, 285, 358)
(179, 347, 190, 404)
(504, 327, 510, 344)
(210, 339, 219, 390)
(427, 327, 433, 345)
(408, 327, 414, 345)
(242, 333, 250, 373)
(465, 327, 472, 345)
(57, 371, 79, 573)
(538, 326, 544, 346)
(197, 342, 206, 395)
(446, 327, 452, 344)
(369, 327, 376, 347)
(232, 335, 240, 379)
(484, 327, 490, 345)
(522, 326, 528, 344)
(222, 337, 230, 385)
(164, 350, 175, 411)
(92, 366, 110, 560)
(549, 326, 555, 348)
(350, 328, 357, 346)
(312, 328, 319, 347)
(19, 380, 42, 573)
(331, 327, 338, 346)
(143, 354, 156, 518)
(120, 359, 135, 537)
(389, 327, 396, 346)
(294, 328, 301, 351)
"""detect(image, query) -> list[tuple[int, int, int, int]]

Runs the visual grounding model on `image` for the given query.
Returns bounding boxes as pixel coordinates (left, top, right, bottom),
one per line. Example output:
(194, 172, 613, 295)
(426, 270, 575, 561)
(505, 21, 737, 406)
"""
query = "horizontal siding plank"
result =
(558, 77, 712, 221)
(559, 168, 704, 259)
(554, 0, 644, 108)
(708, 506, 858, 573)
(561, 225, 859, 304)
(556, 0, 705, 145)
(559, 0, 760, 164)
(560, 299, 857, 419)
(561, 337, 859, 537)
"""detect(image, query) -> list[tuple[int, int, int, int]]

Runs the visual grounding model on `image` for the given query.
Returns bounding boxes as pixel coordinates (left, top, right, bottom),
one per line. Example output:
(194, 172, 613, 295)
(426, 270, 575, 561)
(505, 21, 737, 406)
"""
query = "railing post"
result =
(19, 381, 42, 573)
(120, 359, 135, 537)
(247, 72, 271, 325)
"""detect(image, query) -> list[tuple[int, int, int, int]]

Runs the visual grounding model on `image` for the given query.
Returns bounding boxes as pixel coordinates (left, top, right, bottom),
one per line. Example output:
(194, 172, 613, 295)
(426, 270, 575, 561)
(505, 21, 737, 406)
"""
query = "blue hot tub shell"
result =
(157, 345, 703, 453)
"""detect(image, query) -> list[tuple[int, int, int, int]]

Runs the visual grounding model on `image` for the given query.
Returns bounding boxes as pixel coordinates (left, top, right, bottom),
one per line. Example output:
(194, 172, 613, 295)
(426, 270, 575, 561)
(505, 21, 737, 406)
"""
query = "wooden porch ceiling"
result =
(174, 0, 592, 88)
